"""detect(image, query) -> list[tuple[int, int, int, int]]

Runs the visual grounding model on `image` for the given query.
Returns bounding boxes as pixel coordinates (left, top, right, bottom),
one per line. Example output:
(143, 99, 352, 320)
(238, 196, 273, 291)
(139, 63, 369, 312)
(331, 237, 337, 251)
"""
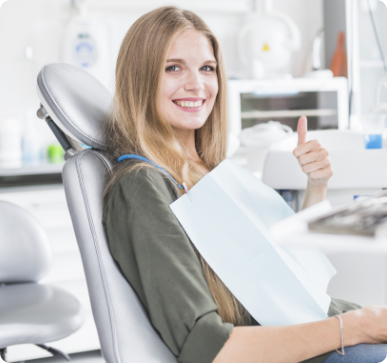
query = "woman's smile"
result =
(172, 97, 206, 112)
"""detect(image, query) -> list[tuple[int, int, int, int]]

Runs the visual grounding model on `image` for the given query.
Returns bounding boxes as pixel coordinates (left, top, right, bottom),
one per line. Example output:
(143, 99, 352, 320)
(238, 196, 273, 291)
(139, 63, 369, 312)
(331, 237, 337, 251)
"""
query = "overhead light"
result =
(379, 0, 387, 7)
(0, 0, 8, 8)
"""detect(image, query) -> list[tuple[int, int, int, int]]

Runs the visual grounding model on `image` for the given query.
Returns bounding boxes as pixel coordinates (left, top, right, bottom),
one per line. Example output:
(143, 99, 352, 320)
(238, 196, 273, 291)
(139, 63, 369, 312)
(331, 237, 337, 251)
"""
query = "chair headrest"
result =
(37, 63, 113, 150)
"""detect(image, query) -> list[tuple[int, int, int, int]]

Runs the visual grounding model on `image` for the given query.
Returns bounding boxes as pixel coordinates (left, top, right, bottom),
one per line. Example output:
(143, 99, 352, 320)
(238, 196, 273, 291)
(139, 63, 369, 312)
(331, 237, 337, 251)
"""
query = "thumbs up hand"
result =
(293, 116, 333, 189)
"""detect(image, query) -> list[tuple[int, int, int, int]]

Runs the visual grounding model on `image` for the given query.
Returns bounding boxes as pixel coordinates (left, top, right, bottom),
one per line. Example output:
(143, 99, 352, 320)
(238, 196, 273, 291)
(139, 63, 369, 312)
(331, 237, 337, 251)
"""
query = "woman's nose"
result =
(184, 71, 204, 93)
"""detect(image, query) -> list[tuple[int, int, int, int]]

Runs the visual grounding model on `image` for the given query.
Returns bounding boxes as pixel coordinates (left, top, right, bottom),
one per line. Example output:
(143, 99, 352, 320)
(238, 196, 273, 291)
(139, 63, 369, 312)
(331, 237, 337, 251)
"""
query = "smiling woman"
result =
(103, 5, 240, 330)
(104, 7, 228, 184)
(102, 6, 387, 363)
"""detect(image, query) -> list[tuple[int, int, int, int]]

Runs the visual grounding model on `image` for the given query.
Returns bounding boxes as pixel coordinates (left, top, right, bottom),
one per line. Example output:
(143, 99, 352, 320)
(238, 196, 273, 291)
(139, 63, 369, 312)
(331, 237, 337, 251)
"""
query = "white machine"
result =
(262, 129, 387, 308)
(62, 0, 111, 89)
(264, 129, 387, 206)
(238, 0, 301, 79)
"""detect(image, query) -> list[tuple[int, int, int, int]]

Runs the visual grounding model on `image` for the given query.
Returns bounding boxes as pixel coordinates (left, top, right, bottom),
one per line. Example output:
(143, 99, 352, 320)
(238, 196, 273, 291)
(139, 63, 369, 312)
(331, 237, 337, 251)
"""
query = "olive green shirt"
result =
(103, 161, 361, 363)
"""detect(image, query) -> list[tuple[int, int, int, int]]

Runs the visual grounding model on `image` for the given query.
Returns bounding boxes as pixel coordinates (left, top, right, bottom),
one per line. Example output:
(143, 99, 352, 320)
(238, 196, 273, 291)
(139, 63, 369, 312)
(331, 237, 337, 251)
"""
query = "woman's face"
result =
(158, 29, 218, 134)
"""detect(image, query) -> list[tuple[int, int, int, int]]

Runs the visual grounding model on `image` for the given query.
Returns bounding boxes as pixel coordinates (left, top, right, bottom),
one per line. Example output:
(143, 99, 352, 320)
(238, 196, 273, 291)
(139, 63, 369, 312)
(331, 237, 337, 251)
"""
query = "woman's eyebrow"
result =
(204, 60, 217, 65)
(165, 58, 217, 65)
(166, 58, 186, 64)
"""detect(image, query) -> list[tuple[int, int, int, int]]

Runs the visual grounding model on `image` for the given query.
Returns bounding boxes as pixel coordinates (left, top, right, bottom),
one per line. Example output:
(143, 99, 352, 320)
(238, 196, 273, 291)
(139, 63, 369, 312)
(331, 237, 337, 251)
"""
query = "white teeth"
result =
(175, 100, 204, 108)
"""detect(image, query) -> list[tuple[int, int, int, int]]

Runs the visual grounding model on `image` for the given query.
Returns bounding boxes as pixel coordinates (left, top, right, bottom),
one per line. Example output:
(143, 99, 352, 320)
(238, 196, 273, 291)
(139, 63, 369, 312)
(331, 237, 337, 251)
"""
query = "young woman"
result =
(103, 6, 387, 363)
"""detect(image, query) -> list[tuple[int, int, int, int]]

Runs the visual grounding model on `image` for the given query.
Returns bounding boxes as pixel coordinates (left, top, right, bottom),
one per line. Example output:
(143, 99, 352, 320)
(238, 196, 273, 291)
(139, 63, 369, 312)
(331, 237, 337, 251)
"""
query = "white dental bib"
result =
(170, 159, 336, 326)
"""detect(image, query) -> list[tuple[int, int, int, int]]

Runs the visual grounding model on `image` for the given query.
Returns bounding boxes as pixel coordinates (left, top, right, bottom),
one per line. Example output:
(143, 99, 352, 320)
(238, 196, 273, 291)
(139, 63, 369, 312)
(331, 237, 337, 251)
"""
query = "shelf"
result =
(241, 109, 337, 119)
(0, 161, 64, 177)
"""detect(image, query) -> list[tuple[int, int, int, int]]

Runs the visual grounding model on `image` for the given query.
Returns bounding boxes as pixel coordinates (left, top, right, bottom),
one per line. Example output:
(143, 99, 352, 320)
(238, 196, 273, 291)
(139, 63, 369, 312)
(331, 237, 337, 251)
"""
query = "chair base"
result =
(0, 345, 71, 362)
(36, 344, 71, 361)
(0, 347, 6, 361)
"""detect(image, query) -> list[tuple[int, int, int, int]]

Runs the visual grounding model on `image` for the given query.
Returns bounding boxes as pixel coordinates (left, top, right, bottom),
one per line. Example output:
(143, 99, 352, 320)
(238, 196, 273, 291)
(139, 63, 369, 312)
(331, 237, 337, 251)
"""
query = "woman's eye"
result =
(166, 65, 180, 72)
(201, 65, 215, 72)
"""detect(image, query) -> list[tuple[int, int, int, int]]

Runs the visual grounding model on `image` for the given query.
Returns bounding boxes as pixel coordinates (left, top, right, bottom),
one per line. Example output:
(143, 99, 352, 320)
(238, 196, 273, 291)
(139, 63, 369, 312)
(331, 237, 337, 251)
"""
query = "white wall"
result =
(0, 0, 323, 152)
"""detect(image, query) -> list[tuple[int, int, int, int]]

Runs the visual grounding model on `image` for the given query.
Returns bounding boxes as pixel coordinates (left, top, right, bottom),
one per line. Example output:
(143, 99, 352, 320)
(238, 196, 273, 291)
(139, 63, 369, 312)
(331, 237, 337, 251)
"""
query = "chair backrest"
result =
(37, 64, 176, 363)
(0, 200, 52, 284)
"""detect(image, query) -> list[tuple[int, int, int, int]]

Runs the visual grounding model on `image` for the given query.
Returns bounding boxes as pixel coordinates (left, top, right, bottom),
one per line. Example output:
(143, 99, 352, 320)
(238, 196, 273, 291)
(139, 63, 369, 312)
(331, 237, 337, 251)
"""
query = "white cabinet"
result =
(0, 185, 100, 362)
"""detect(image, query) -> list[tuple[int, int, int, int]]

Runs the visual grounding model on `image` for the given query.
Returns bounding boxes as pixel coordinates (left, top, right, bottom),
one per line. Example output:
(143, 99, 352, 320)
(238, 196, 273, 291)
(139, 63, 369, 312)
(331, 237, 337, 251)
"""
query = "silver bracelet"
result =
(334, 315, 345, 356)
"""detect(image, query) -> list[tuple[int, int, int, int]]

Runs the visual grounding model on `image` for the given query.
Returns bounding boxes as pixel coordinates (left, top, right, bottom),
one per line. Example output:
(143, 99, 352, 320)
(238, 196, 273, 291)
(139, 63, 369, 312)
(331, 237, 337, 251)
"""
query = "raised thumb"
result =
(297, 116, 308, 146)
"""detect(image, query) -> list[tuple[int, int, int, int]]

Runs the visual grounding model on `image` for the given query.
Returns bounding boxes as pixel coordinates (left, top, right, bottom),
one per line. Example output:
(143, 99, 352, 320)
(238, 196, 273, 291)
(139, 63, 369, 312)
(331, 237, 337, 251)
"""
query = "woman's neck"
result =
(174, 128, 199, 161)
(174, 127, 210, 173)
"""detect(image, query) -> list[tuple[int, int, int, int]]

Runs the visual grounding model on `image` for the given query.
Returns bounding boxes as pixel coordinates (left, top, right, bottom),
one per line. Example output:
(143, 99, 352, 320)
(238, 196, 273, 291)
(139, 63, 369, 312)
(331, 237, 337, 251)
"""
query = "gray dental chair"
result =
(36, 63, 176, 363)
(0, 201, 84, 362)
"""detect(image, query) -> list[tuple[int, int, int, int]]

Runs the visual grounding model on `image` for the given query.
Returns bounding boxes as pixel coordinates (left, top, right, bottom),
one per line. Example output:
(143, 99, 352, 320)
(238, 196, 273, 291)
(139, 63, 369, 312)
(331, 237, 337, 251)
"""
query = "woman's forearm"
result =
(301, 181, 327, 210)
(213, 314, 357, 363)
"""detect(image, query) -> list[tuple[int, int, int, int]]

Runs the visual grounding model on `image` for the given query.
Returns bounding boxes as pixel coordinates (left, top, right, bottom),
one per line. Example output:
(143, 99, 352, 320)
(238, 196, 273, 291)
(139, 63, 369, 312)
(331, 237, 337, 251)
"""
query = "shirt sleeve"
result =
(103, 167, 233, 363)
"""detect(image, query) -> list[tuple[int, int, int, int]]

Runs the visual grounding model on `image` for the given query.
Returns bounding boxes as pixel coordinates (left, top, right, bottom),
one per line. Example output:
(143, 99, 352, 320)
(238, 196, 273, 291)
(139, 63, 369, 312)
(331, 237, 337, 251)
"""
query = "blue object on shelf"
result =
(363, 134, 382, 149)
(354, 195, 372, 200)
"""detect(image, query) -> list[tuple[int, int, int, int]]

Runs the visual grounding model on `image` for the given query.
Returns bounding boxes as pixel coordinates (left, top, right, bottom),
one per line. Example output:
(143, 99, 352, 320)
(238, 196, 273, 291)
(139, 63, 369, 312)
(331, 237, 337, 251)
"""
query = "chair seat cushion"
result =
(0, 283, 84, 349)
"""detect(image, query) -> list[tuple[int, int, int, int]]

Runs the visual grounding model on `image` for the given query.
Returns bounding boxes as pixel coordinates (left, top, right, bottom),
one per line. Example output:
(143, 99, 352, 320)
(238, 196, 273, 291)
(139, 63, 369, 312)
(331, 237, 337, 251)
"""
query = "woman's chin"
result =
(162, 103, 212, 131)
(170, 116, 208, 131)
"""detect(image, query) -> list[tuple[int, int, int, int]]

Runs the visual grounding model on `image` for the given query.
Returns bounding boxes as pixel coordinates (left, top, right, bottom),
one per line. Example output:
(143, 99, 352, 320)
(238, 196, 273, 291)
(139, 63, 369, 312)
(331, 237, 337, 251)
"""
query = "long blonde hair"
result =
(104, 6, 250, 326)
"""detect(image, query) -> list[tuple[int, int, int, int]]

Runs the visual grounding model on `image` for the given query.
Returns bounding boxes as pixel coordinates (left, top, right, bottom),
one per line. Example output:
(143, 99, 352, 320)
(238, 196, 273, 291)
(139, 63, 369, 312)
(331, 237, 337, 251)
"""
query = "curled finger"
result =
(302, 157, 331, 174)
(298, 149, 329, 166)
(293, 139, 321, 158)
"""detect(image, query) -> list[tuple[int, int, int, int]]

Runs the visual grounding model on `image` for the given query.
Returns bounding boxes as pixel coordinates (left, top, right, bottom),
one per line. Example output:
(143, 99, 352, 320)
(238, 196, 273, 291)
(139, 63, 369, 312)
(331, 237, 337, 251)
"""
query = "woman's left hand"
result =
(293, 116, 333, 188)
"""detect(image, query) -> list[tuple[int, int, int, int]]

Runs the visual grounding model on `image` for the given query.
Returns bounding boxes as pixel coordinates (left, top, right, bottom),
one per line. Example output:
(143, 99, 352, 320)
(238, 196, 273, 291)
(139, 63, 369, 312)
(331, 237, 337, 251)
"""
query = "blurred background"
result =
(0, 0, 386, 166)
(1, 0, 387, 362)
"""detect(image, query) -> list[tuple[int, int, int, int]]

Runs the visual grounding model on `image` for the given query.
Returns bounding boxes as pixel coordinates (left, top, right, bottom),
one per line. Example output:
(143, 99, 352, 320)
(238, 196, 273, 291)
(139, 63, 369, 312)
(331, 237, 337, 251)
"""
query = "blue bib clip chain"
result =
(117, 154, 192, 201)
